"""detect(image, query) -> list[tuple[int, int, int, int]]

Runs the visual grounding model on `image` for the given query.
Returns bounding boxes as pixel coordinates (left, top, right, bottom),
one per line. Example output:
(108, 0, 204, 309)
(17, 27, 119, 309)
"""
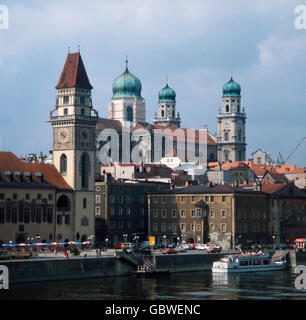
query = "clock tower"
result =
(50, 51, 99, 241)
(217, 76, 246, 162)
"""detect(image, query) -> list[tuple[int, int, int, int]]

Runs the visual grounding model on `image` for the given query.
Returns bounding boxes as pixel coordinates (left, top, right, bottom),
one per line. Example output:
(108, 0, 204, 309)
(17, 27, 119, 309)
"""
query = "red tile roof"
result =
(275, 164, 306, 174)
(55, 52, 93, 90)
(0, 152, 72, 190)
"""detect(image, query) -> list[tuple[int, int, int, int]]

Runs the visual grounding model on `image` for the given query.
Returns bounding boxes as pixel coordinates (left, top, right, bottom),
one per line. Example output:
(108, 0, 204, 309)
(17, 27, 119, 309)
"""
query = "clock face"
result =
(224, 120, 230, 128)
(58, 130, 69, 142)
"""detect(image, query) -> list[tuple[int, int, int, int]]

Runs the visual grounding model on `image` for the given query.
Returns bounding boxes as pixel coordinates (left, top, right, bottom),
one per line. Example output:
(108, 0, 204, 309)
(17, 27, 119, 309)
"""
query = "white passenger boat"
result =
(212, 252, 287, 273)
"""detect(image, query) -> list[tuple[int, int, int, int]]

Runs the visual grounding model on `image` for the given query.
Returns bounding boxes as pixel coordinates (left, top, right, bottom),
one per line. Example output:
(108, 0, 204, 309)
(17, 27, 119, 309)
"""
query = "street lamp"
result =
(123, 233, 128, 243)
(163, 235, 166, 249)
(105, 238, 109, 250)
(177, 236, 180, 246)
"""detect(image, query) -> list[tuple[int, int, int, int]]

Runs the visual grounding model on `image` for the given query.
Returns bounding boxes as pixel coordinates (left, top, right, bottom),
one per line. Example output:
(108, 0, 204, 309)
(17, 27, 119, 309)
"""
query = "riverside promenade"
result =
(1, 249, 304, 284)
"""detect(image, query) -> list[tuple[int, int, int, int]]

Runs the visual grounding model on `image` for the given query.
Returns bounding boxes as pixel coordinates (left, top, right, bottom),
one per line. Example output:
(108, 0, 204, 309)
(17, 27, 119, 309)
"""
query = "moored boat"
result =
(212, 252, 287, 273)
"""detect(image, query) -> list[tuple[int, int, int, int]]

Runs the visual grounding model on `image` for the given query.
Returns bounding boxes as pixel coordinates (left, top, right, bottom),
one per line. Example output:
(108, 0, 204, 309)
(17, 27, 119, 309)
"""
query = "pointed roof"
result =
(55, 52, 93, 90)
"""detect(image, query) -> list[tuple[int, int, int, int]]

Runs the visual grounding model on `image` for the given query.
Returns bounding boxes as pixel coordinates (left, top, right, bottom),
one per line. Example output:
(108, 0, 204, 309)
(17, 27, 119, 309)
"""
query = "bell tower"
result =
(217, 76, 246, 162)
(50, 51, 99, 241)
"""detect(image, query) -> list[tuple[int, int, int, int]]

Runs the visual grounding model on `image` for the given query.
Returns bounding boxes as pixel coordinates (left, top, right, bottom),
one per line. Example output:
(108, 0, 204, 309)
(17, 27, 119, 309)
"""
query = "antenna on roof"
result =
(125, 54, 128, 68)
(166, 75, 168, 85)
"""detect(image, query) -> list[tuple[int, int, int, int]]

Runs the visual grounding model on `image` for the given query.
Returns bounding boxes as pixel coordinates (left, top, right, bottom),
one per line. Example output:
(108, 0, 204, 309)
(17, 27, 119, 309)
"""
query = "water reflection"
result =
(1, 270, 305, 300)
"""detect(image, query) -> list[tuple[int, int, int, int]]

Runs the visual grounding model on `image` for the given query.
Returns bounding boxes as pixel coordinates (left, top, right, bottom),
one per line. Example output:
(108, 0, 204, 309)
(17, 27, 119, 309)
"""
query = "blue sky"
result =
(0, 0, 305, 166)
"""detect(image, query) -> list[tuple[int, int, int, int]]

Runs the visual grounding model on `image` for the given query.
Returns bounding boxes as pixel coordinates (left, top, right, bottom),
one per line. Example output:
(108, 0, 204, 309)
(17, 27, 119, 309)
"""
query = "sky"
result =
(0, 0, 305, 166)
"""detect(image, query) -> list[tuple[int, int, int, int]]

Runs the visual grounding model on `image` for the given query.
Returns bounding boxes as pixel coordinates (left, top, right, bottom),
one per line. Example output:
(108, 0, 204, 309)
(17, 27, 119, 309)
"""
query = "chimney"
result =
(256, 181, 262, 192)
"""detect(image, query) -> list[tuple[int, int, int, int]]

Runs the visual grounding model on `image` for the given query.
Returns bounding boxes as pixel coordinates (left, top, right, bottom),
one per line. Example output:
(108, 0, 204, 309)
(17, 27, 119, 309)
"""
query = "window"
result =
(210, 196, 214, 202)
(126, 106, 133, 122)
(13, 193, 18, 200)
(96, 195, 101, 203)
(153, 196, 158, 204)
(191, 196, 196, 203)
(24, 208, 30, 223)
(64, 108, 68, 115)
(0, 193, 4, 200)
(153, 210, 158, 218)
(222, 196, 226, 202)
(196, 209, 201, 217)
(210, 224, 214, 232)
(36, 208, 42, 223)
(226, 105, 229, 112)
(48, 194, 53, 201)
(119, 207, 123, 216)
(191, 210, 195, 217)
(161, 209, 167, 218)
(161, 223, 166, 232)
(80, 153, 90, 189)
(83, 198, 87, 209)
(172, 196, 176, 203)
(205, 196, 209, 202)
(12, 208, 17, 223)
(95, 207, 101, 216)
(180, 210, 186, 218)
(181, 196, 185, 203)
(210, 210, 214, 217)
(162, 196, 166, 204)
(221, 223, 226, 232)
(65, 215, 70, 225)
(47, 208, 53, 223)
(37, 194, 42, 200)
(80, 96, 85, 105)
(63, 95, 69, 104)
(238, 130, 242, 141)
(110, 207, 115, 216)
(224, 132, 229, 141)
(180, 223, 186, 232)
(60, 154, 67, 173)
(221, 210, 226, 217)
(127, 208, 131, 215)
(172, 209, 177, 218)
(153, 223, 158, 232)
(172, 224, 177, 232)
(0, 208, 4, 224)
(197, 224, 201, 231)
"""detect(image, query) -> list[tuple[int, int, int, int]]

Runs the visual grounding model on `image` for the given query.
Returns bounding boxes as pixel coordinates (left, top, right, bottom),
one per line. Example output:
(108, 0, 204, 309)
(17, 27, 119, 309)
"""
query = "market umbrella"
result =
(51, 242, 59, 246)
(18, 243, 27, 247)
(82, 241, 90, 245)
(68, 241, 76, 245)
(2, 243, 17, 247)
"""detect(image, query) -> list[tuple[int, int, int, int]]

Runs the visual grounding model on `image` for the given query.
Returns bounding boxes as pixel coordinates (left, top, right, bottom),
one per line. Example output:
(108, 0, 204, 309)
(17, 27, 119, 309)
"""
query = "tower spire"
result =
(125, 55, 128, 71)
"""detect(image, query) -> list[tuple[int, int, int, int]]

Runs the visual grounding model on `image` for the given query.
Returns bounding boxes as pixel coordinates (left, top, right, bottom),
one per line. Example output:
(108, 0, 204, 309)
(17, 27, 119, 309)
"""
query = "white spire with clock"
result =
(49, 50, 99, 242)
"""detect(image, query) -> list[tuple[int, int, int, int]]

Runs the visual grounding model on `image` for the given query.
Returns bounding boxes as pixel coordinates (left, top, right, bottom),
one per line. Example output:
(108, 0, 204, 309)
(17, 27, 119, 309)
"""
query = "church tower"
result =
(108, 60, 146, 127)
(153, 82, 181, 127)
(217, 76, 246, 162)
(50, 51, 99, 241)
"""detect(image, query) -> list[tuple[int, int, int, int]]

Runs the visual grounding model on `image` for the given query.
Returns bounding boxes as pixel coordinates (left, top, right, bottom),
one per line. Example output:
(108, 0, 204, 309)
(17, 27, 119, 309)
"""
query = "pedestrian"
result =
(63, 250, 66, 258)
(98, 249, 102, 257)
(96, 249, 99, 257)
(84, 249, 87, 257)
(67, 249, 70, 259)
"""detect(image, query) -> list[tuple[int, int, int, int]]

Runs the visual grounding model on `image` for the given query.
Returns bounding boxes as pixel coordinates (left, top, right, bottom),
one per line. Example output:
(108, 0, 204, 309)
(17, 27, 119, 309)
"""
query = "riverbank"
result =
(1, 250, 305, 284)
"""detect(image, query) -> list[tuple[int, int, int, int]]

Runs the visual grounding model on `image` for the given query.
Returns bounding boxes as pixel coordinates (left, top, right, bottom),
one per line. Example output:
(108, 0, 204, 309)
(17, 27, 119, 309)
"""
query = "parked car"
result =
(162, 248, 178, 254)
(195, 243, 209, 250)
(167, 243, 176, 248)
(176, 246, 187, 253)
(124, 243, 133, 248)
(286, 243, 295, 249)
(115, 243, 126, 249)
(205, 246, 222, 253)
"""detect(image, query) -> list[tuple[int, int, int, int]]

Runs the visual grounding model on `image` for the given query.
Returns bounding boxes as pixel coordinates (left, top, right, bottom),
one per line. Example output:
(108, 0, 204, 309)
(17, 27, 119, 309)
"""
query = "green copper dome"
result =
(159, 84, 176, 102)
(112, 65, 142, 99)
(222, 77, 241, 97)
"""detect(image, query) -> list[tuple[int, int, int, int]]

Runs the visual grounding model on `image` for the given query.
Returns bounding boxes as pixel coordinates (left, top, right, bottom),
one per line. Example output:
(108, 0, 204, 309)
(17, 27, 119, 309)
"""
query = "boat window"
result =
(239, 260, 249, 266)
(254, 260, 261, 265)
(263, 260, 270, 265)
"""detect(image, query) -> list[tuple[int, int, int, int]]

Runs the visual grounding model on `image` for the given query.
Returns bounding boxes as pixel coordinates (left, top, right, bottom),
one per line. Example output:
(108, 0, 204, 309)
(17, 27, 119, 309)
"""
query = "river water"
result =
(1, 270, 305, 300)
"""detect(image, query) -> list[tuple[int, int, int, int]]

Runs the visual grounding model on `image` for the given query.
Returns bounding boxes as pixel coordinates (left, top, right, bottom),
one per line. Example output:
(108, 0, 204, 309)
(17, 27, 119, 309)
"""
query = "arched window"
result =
(224, 150, 229, 162)
(57, 195, 71, 211)
(224, 132, 229, 141)
(162, 137, 166, 157)
(60, 154, 67, 173)
(161, 110, 165, 117)
(80, 153, 90, 189)
(238, 130, 242, 141)
(126, 106, 133, 122)
(172, 110, 175, 117)
(237, 105, 240, 113)
(226, 105, 229, 112)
